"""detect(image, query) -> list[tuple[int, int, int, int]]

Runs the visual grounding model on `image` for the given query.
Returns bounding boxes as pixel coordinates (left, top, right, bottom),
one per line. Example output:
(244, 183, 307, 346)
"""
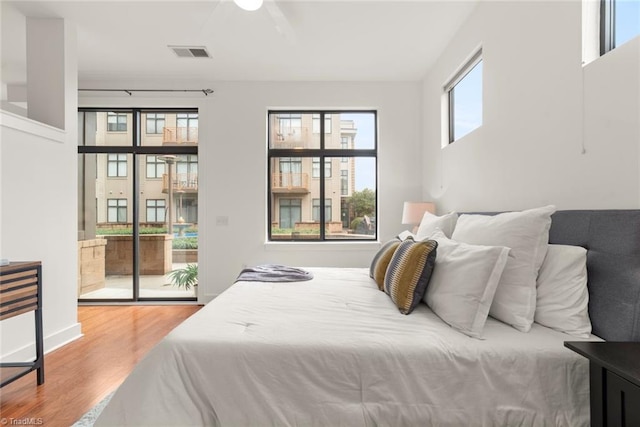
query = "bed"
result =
(95, 209, 640, 427)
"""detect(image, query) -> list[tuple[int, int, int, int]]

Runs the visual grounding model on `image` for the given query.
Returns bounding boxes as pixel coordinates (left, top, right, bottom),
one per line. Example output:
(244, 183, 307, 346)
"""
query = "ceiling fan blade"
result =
(264, 0, 297, 45)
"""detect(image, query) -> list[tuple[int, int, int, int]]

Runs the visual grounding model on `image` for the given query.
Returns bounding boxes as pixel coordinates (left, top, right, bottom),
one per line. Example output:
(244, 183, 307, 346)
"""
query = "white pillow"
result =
(451, 205, 556, 332)
(424, 229, 510, 338)
(415, 211, 458, 240)
(535, 244, 591, 337)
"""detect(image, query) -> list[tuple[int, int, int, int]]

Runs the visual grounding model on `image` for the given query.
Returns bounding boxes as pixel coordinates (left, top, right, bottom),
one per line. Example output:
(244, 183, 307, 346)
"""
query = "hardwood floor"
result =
(0, 305, 201, 426)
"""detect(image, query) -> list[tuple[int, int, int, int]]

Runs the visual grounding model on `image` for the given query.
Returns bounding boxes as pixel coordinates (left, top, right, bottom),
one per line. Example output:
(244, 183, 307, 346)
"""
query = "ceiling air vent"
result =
(168, 45, 211, 58)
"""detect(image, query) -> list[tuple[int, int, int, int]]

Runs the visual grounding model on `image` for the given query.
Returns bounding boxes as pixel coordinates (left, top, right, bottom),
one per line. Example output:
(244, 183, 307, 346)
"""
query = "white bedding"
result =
(96, 267, 594, 427)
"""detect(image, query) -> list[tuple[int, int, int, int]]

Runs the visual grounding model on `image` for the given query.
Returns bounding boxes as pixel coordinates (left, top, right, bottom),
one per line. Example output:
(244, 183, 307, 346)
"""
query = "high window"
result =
(268, 110, 377, 241)
(601, 0, 640, 55)
(107, 112, 127, 132)
(445, 49, 483, 143)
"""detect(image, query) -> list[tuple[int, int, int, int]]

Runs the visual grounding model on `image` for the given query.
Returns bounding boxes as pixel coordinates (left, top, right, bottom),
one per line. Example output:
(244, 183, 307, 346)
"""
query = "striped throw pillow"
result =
(370, 237, 402, 290)
(384, 237, 438, 314)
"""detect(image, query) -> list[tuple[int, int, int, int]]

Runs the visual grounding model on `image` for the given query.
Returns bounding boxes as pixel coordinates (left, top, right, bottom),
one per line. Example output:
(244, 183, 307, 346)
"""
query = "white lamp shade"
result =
(234, 0, 263, 11)
(402, 202, 436, 225)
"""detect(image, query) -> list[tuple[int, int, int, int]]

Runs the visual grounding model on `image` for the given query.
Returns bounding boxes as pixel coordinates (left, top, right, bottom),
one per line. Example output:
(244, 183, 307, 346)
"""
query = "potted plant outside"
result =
(165, 263, 198, 290)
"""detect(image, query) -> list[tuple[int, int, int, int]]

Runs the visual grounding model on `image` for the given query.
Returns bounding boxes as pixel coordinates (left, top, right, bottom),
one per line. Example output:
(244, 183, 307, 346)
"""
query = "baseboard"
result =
(0, 322, 83, 362)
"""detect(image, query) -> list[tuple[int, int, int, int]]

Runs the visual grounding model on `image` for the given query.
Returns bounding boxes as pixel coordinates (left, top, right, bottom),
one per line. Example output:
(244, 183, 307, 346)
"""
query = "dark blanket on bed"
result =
(235, 264, 314, 282)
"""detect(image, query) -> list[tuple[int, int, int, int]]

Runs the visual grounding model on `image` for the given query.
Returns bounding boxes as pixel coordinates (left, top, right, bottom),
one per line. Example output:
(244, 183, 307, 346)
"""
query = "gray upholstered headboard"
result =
(468, 209, 640, 341)
(548, 210, 640, 341)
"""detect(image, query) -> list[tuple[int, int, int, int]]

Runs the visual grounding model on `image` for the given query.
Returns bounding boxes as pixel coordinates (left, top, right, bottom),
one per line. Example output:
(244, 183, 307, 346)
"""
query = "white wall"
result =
(80, 80, 423, 301)
(0, 18, 80, 361)
(422, 1, 640, 212)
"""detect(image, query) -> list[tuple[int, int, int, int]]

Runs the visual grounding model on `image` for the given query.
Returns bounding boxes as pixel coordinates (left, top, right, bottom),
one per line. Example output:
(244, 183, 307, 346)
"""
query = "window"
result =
(107, 199, 127, 223)
(146, 155, 165, 178)
(78, 108, 199, 302)
(107, 112, 127, 132)
(341, 137, 349, 162)
(268, 110, 377, 241)
(177, 113, 198, 128)
(176, 113, 199, 141)
(312, 198, 332, 221)
(176, 154, 198, 189)
(312, 157, 332, 178)
(446, 49, 483, 143)
(279, 199, 301, 230)
(278, 157, 302, 187)
(312, 114, 332, 133)
(341, 170, 349, 195)
(601, 0, 640, 55)
(146, 199, 166, 222)
(107, 154, 128, 177)
(146, 113, 165, 134)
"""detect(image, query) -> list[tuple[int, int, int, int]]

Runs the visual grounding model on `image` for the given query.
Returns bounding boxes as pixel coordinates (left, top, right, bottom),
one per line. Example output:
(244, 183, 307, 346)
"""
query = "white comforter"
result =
(96, 268, 593, 427)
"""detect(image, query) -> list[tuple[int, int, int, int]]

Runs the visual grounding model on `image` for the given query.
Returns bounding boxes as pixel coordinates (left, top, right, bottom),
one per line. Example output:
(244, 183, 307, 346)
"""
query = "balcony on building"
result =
(270, 127, 318, 149)
(163, 127, 198, 145)
(271, 173, 310, 194)
(162, 173, 198, 193)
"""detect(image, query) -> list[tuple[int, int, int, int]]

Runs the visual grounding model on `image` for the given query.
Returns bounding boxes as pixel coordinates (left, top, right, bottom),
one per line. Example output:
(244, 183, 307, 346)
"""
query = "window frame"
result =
(267, 110, 378, 242)
(145, 199, 166, 223)
(601, 0, 616, 54)
(340, 169, 349, 196)
(600, 0, 640, 55)
(145, 113, 165, 134)
(78, 107, 198, 303)
(312, 198, 332, 222)
(312, 113, 332, 134)
(107, 112, 128, 132)
(146, 155, 165, 179)
(107, 153, 128, 177)
(107, 198, 128, 223)
(312, 157, 332, 178)
(445, 48, 483, 144)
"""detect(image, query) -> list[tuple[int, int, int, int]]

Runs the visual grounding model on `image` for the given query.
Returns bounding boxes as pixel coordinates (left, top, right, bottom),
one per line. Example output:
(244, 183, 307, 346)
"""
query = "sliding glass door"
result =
(77, 109, 198, 302)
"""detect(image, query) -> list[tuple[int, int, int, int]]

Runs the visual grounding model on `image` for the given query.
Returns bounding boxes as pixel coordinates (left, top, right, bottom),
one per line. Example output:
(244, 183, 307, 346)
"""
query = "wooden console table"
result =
(0, 261, 44, 387)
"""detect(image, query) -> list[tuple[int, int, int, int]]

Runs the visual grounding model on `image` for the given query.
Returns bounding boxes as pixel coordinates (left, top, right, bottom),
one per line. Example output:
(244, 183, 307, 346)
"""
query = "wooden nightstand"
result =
(565, 341, 640, 427)
(0, 261, 44, 387)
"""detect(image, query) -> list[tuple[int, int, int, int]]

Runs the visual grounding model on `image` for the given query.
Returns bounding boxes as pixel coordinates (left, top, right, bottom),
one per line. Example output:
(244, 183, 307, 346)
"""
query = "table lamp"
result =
(402, 201, 436, 233)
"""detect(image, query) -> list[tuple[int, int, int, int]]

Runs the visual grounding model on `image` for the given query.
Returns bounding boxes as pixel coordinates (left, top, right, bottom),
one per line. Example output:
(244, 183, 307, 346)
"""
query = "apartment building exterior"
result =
(269, 113, 361, 238)
(90, 111, 198, 230)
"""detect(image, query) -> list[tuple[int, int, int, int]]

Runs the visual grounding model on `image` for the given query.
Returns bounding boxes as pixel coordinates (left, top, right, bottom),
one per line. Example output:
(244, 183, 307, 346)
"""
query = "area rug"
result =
(72, 391, 115, 427)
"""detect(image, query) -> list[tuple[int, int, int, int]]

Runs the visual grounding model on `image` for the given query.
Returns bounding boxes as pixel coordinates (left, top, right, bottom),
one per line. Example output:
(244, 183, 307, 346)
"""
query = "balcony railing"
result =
(270, 127, 314, 149)
(163, 127, 198, 145)
(162, 173, 198, 193)
(271, 173, 309, 193)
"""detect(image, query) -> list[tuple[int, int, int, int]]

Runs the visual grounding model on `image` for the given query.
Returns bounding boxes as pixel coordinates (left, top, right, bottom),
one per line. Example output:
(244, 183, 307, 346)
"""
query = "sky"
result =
(341, 113, 376, 191)
(453, 60, 483, 141)
(616, 0, 640, 47)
